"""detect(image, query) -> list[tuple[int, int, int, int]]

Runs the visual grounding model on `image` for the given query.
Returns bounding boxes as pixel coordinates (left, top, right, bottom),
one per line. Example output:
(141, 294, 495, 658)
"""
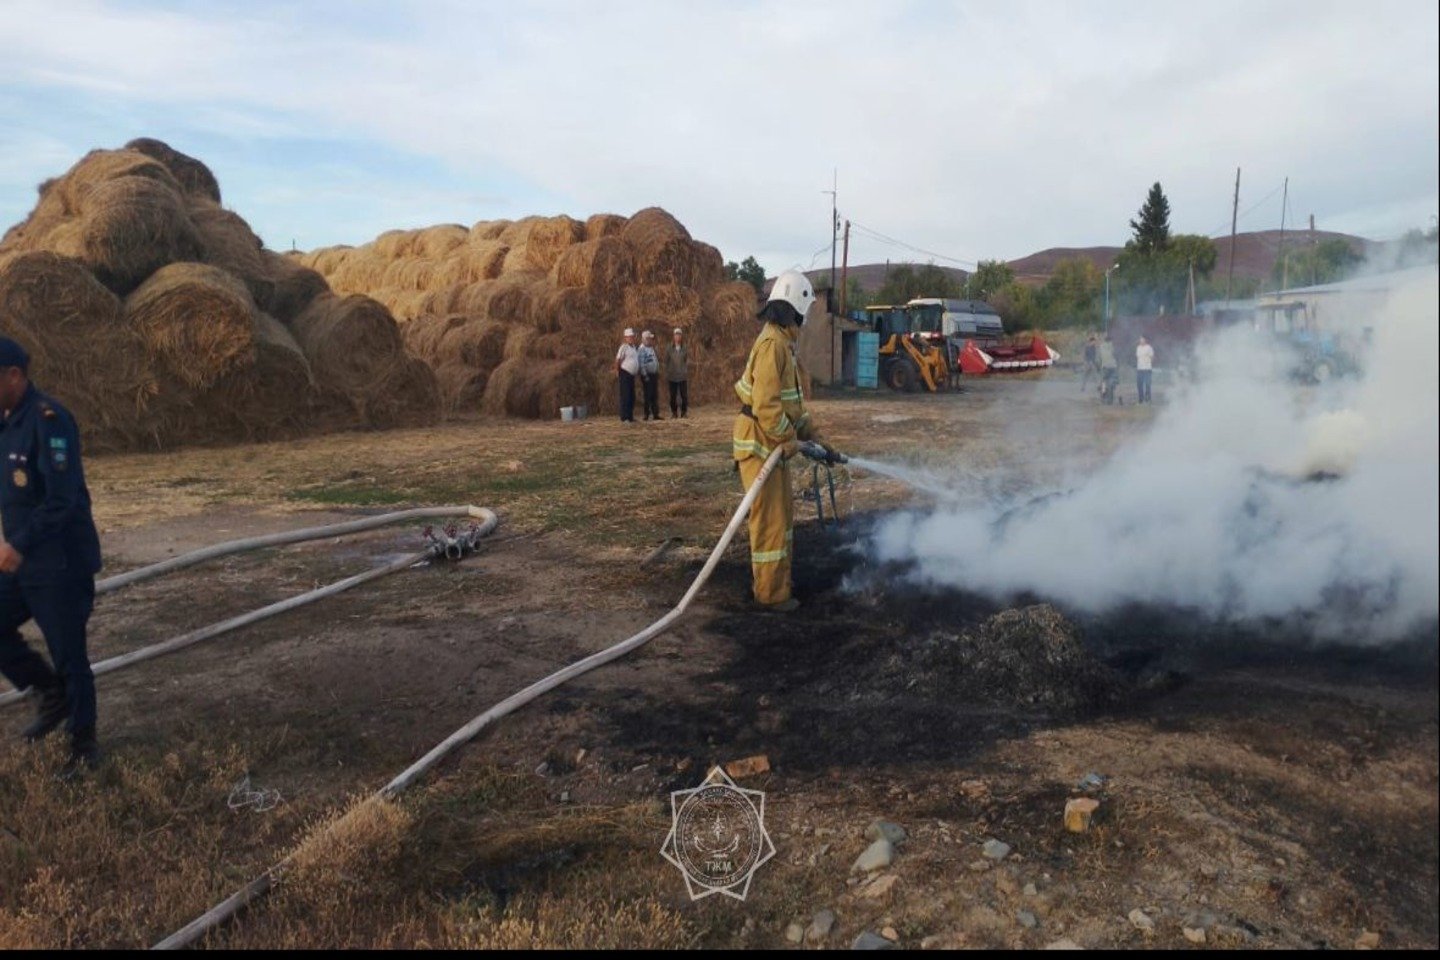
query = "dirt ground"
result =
(1, 370, 1435, 949)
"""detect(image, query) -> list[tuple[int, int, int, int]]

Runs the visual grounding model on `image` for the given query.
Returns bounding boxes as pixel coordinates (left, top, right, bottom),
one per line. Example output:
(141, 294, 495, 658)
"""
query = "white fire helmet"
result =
(766, 269, 815, 323)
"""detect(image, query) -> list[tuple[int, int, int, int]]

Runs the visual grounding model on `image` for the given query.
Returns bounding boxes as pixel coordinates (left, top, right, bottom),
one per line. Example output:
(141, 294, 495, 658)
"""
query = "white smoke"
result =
(866, 270, 1440, 641)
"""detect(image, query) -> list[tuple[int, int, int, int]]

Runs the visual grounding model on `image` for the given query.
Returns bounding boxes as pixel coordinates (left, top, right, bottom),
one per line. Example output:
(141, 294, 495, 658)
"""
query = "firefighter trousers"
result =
(737, 455, 793, 606)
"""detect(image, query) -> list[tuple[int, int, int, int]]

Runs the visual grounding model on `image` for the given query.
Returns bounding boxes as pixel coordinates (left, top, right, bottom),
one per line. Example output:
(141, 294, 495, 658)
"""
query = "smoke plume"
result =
(866, 270, 1439, 642)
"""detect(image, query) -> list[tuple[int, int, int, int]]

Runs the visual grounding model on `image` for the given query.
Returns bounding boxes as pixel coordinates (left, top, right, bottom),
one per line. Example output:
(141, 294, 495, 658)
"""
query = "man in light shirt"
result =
(1135, 336, 1155, 404)
(614, 328, 640, 423)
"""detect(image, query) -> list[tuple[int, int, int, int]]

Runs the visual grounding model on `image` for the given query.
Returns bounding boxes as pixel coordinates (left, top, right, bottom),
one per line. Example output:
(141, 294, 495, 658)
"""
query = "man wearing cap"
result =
(0, 337, 103, 772)
(664, 328, 690, 419)
(638, 330, 662, 422)
(614, 328, 640, 423)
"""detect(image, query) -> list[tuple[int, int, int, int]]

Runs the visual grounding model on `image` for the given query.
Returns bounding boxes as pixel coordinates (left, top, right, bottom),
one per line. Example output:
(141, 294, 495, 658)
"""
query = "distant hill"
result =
(799, 262, 968, 294)
(780, 229, 1373, 300)
(1007, 229, 1371, 287)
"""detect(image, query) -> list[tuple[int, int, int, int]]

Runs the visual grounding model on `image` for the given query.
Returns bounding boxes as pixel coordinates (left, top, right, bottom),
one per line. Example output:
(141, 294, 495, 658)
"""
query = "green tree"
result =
(1129, 182, 1172, 253)
(963, 259, 1015, 301)
(1272, 237, 1361, 288)
(1036, 257, 1103, 327)
(842, 276, 871, 312)
(723, 255, 767, 295)
(1115, 233, 1217, 315)
(874, 262, 962, 304)
(988, 282, 1040, 334)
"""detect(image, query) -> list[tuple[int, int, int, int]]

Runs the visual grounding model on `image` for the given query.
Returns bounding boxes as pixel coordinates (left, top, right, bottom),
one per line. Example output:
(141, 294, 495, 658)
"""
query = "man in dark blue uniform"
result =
(0, 337, 103, 771)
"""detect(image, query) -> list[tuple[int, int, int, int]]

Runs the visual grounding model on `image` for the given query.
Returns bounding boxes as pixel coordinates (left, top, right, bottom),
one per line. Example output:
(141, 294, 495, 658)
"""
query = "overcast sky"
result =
(2, 0, 1435, 272)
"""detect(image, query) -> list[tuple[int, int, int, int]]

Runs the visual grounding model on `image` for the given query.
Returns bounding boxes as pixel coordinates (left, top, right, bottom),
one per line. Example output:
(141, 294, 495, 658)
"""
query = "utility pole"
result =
(1309, 214, 1317, 285)
(1187, 259, 1197, 315)
(832, 220, 851, 385)
(1225, 167, 1241, 305)
(1278, 176, 1289, 293)
(823, 169, 838, 308)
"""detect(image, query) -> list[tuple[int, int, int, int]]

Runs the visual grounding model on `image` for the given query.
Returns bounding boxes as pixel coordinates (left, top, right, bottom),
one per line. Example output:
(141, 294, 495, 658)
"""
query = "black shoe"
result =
(61, 728, 103, 778)
(23, 686, 68, 742)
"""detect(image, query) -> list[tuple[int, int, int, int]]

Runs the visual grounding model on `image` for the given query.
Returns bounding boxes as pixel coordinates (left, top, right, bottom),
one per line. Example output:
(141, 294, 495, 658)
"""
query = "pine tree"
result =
(1129, 182, 1172, 254)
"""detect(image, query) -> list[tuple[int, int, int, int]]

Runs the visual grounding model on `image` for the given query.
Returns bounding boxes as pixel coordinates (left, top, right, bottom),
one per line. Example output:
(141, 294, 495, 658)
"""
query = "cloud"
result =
(1, 0, 1435, 265)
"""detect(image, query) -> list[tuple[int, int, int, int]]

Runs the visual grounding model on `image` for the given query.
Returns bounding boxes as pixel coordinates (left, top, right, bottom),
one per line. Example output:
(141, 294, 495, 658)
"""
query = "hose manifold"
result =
(423, 522, 489, 561)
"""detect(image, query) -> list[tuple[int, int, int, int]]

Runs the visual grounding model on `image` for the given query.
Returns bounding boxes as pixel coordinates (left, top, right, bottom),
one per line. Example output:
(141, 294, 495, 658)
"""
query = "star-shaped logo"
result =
(661, 766, 775, 901)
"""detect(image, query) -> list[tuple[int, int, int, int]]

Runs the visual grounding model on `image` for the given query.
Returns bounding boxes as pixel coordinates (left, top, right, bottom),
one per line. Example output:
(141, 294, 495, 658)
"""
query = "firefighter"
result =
(732, 270, 834, 612)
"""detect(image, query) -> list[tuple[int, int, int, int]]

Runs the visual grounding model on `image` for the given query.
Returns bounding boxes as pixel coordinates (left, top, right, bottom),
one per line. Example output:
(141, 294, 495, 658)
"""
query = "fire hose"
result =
(152, 446, 790, 950)
(97, 505, 498, 596)
(0, 510, 498, 713)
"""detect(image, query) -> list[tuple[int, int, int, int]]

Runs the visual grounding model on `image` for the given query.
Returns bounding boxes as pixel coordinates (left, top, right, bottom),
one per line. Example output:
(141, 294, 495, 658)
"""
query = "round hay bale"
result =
(414, 224, 469, 259)
(551, 237, 634, 305)
(72, 176, 203, 294)
(691, 241, 726, 288)
(704, 281, 761, 337)
(498, 215, 584, 273)
(471, 219, 511, 241)
(327, 249, 388, 294)
(584, 213, 628, 240)
(370, 288, 428, 322)
(454, 273, 545, 325)
(620, 207, 691, 251)
(529, 285, 593, 334)
(56, 148, 182, 213)
(157, 312, 320, 446)
(434, 318, 508, 372)
(189, 200, 272, 304)
(39, 219, 87, 260)
(380, 257, 440, 292)
(434, 361, 489, 413)
(0, 179, 71, 251)
(290, 293, 439, 427)
(480, 357, 598, 419)
(0, 251, 157, 451)
(125, 263, 257, 390)
(124, 138, 222, 203)
(502, 324, 536, 362)
(622, 283, 702, 332)
(458, 239, 509, 281)
(402, 312, 468, 361)
(261, 251, 329, 324)
(633, 236, 716, 288)
(373, 229, 420, 260)
(432, 250, 489, 289)
(307, 246, 354, 276)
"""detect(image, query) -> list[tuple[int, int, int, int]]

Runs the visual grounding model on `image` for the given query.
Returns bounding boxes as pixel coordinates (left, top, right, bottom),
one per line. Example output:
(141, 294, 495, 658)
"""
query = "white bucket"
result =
(560, 406, 575, 422)
(575, 405, 589, 420)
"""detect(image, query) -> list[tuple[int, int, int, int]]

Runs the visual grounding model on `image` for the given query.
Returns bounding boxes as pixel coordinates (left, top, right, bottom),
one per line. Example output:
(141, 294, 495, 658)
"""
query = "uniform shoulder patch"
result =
(39, 402, 57, 420)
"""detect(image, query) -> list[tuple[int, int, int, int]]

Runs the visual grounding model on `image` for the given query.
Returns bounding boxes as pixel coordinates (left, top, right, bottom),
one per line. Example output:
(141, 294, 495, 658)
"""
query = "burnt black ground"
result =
(596, 511, 1438, 788)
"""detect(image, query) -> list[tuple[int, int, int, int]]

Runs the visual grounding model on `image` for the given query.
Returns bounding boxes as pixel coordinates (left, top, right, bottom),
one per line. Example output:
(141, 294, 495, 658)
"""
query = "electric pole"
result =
(1309, 214, 1317, 285)
(839, 220, 851, 316)
(1226, 167, 1240, 305)
(1279, 176, 1289, 293)
(823, 170, 838, 307)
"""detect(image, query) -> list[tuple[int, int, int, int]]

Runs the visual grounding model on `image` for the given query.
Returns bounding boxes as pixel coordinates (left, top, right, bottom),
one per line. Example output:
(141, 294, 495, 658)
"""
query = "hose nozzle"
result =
(799, 441, 848, 465)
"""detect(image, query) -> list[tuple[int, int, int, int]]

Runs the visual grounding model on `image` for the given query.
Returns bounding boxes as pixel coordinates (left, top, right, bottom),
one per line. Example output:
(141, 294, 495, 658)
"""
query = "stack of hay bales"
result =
(0, 139, 437, 450)
(300, 206, 760, 417)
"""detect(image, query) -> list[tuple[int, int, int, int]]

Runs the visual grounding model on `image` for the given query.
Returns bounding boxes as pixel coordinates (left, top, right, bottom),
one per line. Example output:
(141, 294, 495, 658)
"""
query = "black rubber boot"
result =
(22, 685, 68, 742)
(61, 727, 103, 778)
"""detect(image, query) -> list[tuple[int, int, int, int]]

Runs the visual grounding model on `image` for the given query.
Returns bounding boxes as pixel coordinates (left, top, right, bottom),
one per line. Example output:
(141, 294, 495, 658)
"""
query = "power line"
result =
(847, 219, 978, 268)
(1208, 180, 1287, 237)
